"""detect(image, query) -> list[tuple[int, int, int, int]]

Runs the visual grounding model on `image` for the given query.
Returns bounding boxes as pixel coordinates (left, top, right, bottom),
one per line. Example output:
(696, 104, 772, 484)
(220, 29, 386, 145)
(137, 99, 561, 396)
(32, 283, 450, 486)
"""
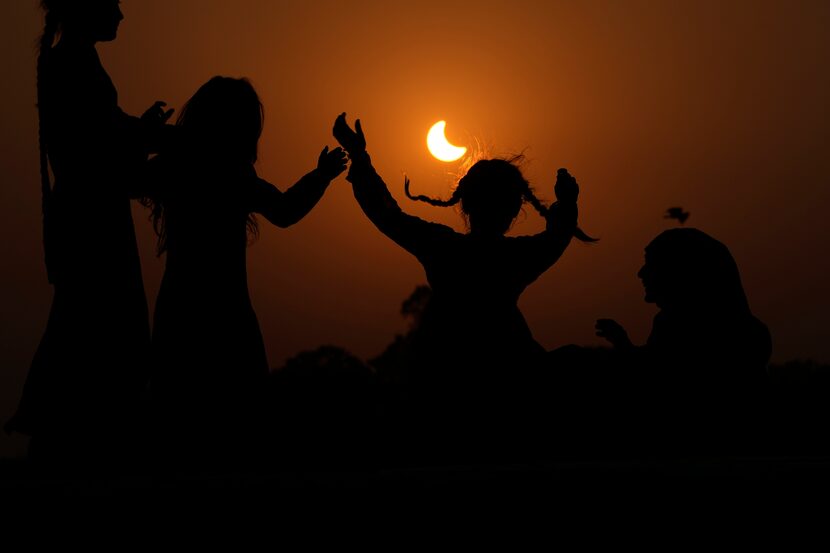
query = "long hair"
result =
(405, 155, 597, 242)
(146, 77, 264, 254)
(37, 1, 64, 283)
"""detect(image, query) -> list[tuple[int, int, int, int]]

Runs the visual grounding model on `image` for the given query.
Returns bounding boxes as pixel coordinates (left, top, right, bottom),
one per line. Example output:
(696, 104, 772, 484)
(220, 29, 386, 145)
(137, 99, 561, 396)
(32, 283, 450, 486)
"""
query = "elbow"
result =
(261, 209, 295, 229)
(276, 218, 298, 229)
(273, 214, 298, 229)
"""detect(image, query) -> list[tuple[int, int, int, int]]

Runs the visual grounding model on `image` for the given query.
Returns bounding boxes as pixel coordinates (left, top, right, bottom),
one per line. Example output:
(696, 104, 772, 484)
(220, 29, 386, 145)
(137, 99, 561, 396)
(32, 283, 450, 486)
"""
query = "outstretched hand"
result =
(554, 168, 579, 203)
(333, 112, 367, 156)
(595, 319, 633, 350)
(317, 146, 348, 181)
(141, 100, 175, 127)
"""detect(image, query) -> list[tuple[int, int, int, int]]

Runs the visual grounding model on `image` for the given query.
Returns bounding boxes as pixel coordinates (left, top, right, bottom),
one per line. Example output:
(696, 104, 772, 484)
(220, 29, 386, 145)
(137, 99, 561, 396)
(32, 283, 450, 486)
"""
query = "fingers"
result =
(334, 112, 348, 131)
(333, 113, 352, 141)
(144, 101, 174, 125)
(319, 145, 348, 178)
(355, 119, 363, 138)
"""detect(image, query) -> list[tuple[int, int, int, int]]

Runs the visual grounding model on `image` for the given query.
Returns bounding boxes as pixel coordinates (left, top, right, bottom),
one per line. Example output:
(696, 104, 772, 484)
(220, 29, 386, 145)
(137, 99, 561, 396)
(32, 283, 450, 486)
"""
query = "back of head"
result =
(176, 76, 264, 165)
(459, 159, 527, 229)
(406, 156, 539, 236)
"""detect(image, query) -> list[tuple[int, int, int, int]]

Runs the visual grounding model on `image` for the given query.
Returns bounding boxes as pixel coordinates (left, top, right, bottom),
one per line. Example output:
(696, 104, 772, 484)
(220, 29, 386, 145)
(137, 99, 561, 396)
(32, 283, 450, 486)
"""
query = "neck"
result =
(57, 30, 97, 48)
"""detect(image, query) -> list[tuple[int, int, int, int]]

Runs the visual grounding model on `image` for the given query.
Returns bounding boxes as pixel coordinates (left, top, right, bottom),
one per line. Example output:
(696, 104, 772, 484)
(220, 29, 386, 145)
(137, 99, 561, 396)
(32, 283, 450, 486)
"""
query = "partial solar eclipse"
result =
(427, 121, 467, 162)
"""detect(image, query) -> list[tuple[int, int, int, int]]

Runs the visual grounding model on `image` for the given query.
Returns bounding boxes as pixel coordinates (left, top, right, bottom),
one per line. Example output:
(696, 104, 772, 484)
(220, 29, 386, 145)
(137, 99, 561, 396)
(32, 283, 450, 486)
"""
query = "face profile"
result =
(47, 0, 124, 43)
(638, 253, 666, 306)
(639, 228, 751, 315)
(97, 0, 124, 41)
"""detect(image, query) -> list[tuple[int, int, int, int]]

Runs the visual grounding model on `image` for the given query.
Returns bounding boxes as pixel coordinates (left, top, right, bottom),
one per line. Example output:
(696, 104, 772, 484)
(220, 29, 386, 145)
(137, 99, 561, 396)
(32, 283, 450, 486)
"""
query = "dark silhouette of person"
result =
(594, 228, 772, 454)
(5, 0, 174, 467)
(142, 77, 346, 465)
(596, 228, 771, 377)
(333, 113, 592, 463)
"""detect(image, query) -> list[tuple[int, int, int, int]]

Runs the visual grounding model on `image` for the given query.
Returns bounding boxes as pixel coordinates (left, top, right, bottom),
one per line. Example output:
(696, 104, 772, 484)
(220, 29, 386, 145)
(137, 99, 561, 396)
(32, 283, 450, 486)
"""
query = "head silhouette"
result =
(176, 76, 264, 165)
(146, 77, 263, 254)
(406, 156, 548, 236)
(638, 228, 750, 315)
(41, 0, 124, 44)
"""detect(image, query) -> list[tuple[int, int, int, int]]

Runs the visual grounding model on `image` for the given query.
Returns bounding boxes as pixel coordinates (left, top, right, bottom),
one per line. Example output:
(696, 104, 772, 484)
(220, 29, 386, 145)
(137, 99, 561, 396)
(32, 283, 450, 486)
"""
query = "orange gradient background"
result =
(1, 0, 828, 456)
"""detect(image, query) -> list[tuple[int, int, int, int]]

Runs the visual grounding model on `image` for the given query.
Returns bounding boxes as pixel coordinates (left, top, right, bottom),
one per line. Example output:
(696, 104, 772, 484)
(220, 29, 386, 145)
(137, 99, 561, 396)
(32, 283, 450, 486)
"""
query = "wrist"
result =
(348, 149, 369, 162)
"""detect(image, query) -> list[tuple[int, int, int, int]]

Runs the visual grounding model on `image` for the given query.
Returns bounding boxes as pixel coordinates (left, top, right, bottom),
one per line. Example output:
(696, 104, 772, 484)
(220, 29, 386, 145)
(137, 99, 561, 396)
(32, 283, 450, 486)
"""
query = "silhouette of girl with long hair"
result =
(333, 114, 592, 458)
(143, 77, 346, 459)
(6, 0, 173, 463)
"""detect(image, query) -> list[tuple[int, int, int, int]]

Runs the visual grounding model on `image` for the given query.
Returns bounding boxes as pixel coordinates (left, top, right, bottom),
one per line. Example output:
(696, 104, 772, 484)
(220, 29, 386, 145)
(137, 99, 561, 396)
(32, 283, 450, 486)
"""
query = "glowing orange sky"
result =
(1, 0, 828, 455)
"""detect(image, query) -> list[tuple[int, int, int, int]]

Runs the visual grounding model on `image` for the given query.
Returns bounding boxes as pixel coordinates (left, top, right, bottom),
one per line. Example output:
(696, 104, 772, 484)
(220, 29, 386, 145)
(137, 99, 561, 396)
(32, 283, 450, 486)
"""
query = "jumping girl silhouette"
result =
(6, 0, 173, 464)
(144, 77, 346, 460)
(333, 114, 593, 459)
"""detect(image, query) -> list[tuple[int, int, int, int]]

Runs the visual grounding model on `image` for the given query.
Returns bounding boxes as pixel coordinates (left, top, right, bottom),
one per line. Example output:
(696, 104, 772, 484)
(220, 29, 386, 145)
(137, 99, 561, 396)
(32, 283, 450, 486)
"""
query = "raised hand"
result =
(333, 112, 367, 156)
(554, 168, 579, 204)
(595, 318, 633, 350)
(141, 100, 175, 127)
(317, 146, 348, 181)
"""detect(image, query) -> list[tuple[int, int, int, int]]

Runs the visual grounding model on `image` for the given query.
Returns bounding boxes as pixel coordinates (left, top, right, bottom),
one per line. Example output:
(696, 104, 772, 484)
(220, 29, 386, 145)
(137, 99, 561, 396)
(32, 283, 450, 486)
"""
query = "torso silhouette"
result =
(348, 155, 574, 396)
(148, 157, 269, 428)
(7, 41, 151, 439)
(646, 308, 772, 384)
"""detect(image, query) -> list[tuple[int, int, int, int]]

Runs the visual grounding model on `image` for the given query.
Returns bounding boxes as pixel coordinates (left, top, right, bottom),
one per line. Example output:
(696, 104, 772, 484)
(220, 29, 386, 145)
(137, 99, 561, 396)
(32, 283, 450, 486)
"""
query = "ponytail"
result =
(404, 176, 462, 208)
(524, 187, 598, 243)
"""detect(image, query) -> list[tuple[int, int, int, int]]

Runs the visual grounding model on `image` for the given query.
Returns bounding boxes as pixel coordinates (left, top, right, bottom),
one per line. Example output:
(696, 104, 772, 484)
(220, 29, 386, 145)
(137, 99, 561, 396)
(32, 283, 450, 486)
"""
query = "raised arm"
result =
(512, 169, 581, 278)
(246, 146, 346, 228)
(333, 113, 454, 257)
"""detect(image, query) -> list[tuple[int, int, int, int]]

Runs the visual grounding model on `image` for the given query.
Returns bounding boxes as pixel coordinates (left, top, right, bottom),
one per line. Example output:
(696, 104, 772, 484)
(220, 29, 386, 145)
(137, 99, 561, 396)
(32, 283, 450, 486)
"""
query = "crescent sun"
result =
(427, 121, 467, 162)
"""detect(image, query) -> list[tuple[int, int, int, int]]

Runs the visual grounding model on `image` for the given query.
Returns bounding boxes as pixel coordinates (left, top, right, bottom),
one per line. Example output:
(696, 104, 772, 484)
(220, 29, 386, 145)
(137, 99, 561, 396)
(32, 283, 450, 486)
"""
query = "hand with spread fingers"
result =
(317, 145, 348, 181)
(141, 100, 175, 126)
(333, 112, 367, 157)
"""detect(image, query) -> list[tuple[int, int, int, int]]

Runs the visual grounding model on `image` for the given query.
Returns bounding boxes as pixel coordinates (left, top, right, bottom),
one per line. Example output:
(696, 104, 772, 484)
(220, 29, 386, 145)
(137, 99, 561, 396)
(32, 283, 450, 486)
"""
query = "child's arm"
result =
(513, 169, 581, 278)
(247, 147, 346, 228)
(333, 113, 455, 257)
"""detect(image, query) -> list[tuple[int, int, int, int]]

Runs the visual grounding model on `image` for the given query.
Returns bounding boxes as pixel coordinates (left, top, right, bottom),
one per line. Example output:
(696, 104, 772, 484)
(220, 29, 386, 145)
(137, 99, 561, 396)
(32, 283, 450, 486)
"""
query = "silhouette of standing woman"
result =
(334, 114, 592, 460)
(6, 0, 173, 465)
(144, 78, 346, 462)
